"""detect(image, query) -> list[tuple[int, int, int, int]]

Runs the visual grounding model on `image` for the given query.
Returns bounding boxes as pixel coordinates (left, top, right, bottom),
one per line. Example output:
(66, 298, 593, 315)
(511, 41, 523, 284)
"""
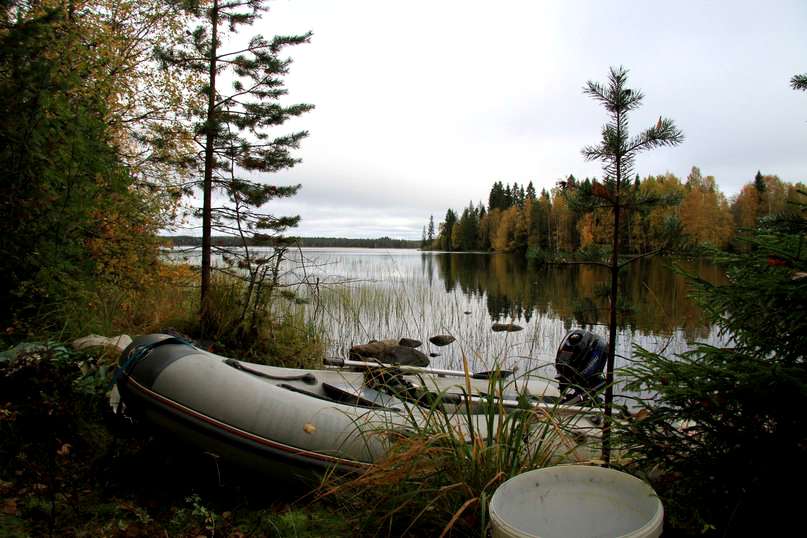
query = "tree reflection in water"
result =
(431, 252, 726, 342)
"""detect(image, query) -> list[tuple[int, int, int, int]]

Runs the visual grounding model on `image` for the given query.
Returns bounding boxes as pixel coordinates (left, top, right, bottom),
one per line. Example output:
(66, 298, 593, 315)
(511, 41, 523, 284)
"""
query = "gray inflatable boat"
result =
(115, 334, 599, 483)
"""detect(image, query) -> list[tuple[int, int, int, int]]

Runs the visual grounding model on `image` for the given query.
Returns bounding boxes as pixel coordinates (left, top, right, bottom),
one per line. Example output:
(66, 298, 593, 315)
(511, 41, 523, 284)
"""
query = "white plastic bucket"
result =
(489, 466, 663, 538)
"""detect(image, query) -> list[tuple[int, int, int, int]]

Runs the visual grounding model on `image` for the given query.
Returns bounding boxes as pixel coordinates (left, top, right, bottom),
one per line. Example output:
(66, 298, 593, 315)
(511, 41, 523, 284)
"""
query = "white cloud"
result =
(178, 0, 807, 239)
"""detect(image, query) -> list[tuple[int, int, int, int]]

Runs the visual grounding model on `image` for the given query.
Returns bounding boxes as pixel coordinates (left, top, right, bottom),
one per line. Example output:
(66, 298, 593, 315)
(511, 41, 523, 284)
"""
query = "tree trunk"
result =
(603, 160, 621, 467)
(200, 0, 219, 334)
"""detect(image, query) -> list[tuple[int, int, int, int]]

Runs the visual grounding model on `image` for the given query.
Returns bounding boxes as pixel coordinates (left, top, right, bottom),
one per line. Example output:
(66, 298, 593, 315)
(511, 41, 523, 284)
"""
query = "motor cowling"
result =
(555, 329, 607, 399)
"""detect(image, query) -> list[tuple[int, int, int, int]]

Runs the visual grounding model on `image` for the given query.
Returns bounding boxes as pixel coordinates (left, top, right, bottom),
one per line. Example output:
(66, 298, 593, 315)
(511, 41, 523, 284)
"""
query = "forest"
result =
(424, 169, 807, 256)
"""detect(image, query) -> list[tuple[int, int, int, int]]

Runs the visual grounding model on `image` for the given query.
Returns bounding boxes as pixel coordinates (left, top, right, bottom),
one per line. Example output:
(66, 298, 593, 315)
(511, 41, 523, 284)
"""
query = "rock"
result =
(381, 346, 429, 367)
(398, 338, 422, 348)
(464, 311, 472, 315)
(429, 335, 456, 346)
(72, 334, 133, 353)
(429, 352, 440, 358)
(349, 342, 388, 359)
(350, 341, 429, 366)
(491, 323, 523, 333)
(369, 338, 399, 347)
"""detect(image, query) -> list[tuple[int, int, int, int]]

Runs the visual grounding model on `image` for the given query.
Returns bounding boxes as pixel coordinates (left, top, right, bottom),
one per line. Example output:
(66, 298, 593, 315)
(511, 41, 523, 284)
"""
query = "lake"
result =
(168, 247, 729, 383)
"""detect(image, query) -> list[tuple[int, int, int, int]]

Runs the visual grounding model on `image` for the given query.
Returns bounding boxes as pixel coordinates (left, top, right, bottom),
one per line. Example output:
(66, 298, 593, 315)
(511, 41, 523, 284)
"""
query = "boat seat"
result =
(321, 382, 403, 411)
(279, 382, 393, 411)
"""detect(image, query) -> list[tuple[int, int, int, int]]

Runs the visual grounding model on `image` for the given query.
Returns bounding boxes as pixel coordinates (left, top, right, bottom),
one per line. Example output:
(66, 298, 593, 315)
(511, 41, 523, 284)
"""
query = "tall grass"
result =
(317, 366, 597, 537)
(57, 262, 197, 339)
(180, 272, 325, 368)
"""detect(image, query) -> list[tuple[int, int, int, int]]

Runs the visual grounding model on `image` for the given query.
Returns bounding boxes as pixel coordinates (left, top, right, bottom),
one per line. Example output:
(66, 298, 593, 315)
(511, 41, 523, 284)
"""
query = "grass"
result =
(316, 364, 599, 537)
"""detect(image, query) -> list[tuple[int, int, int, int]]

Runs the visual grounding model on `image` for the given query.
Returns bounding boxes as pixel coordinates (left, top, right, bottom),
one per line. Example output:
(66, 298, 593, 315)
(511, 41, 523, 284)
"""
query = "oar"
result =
(464, 394, 599, 416)
(323, 357, 517, 380)
(324, 358, 597, 414)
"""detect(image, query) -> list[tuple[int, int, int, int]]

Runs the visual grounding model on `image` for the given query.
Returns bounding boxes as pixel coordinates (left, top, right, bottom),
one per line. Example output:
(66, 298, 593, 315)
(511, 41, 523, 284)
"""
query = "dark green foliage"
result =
(488, 181, 507, 210)
(618, 207, 807, 535)
(0, 8, 144, 335)
(455, 202, 481, 251)
(754, 170, 766, 193)
(791, 73, 807, 91)
(439, 208, 458, 251)
(526, 181, 536, 201)
(693, 214, 807, 364)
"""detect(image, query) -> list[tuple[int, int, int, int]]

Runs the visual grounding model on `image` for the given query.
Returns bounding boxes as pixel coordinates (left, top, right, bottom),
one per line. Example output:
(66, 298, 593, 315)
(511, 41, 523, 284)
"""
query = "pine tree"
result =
(156, 0, 313, 332)
(579, 66, 683, 464)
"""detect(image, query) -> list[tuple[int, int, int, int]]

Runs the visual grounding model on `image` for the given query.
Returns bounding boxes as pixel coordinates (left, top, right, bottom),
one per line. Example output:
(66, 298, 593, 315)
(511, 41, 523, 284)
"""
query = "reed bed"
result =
(316, 366, 599, 537)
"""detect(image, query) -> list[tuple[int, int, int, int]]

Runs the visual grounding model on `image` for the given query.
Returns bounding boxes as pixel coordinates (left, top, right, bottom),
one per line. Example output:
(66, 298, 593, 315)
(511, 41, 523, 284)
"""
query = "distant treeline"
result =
(164, 235, 421, 249)
(422, 168, 807, 257)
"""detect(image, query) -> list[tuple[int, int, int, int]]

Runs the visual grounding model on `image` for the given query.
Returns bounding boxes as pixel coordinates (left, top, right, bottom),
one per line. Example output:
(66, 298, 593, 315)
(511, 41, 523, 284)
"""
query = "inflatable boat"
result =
(114, 332, 606, 483)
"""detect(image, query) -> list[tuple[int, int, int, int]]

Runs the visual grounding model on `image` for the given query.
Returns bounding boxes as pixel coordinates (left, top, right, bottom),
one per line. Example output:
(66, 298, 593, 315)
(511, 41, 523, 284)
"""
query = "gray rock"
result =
(368, 338, 398, 346)
(398, 338, 422, 348)
(350, 341, 429, 366)
(491, 323, 523, 332)
(381, 346, 429, 367)
(350, 342, 388, 359)
(72, 334, 133, 353)
(429, 335, 456, 346)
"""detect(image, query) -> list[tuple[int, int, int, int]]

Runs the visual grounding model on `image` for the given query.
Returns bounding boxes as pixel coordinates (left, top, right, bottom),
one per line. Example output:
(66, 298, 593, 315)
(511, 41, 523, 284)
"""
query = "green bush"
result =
(617, 209, 807, 536)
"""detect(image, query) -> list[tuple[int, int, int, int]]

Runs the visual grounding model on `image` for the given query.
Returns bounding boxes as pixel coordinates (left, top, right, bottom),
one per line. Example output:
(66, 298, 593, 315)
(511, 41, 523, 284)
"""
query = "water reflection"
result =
(165, 247, 729, 374)
(429, 253, 726, 341)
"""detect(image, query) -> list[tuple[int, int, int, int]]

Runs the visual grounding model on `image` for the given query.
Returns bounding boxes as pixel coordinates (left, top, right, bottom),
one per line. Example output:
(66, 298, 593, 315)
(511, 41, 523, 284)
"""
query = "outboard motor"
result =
(555, 329, 607, 402)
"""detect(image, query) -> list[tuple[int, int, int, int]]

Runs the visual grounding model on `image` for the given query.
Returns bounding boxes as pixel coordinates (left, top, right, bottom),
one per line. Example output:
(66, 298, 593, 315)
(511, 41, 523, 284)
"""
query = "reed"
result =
(317, 364, 597, 537)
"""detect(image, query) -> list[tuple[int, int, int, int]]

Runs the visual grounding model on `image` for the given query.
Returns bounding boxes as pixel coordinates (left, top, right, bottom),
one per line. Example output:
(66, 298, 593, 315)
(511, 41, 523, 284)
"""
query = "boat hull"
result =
(116, 334, 599, 482)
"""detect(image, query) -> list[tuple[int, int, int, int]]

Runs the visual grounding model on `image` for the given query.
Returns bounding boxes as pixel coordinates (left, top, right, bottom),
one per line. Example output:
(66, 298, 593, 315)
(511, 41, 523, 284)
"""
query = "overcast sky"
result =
(200, 0, 807, 239)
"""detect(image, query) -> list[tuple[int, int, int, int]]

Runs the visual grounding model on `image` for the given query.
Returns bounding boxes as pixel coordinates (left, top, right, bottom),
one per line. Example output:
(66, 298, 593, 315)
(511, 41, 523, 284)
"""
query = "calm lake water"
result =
(169, 247, 729, 383)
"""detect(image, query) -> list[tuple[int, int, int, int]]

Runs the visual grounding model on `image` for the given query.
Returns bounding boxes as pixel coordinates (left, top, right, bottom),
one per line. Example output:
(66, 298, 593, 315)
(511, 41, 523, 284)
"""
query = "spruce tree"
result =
(526, 181, 536, 201)
(619, 205, 807, 535)
(754, 170, 766, 194)
(440, 209, 458, 251)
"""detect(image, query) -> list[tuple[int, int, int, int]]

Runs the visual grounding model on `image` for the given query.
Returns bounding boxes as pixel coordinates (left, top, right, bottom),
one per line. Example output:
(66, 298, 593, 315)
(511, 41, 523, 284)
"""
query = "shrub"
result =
(617, 209, 807, 535)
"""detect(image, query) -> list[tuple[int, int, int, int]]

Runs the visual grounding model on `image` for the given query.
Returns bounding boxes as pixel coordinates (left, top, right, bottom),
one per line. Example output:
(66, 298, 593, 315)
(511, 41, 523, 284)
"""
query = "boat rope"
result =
(112, 336, 194, 387)
(224, 358, 317, 385)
